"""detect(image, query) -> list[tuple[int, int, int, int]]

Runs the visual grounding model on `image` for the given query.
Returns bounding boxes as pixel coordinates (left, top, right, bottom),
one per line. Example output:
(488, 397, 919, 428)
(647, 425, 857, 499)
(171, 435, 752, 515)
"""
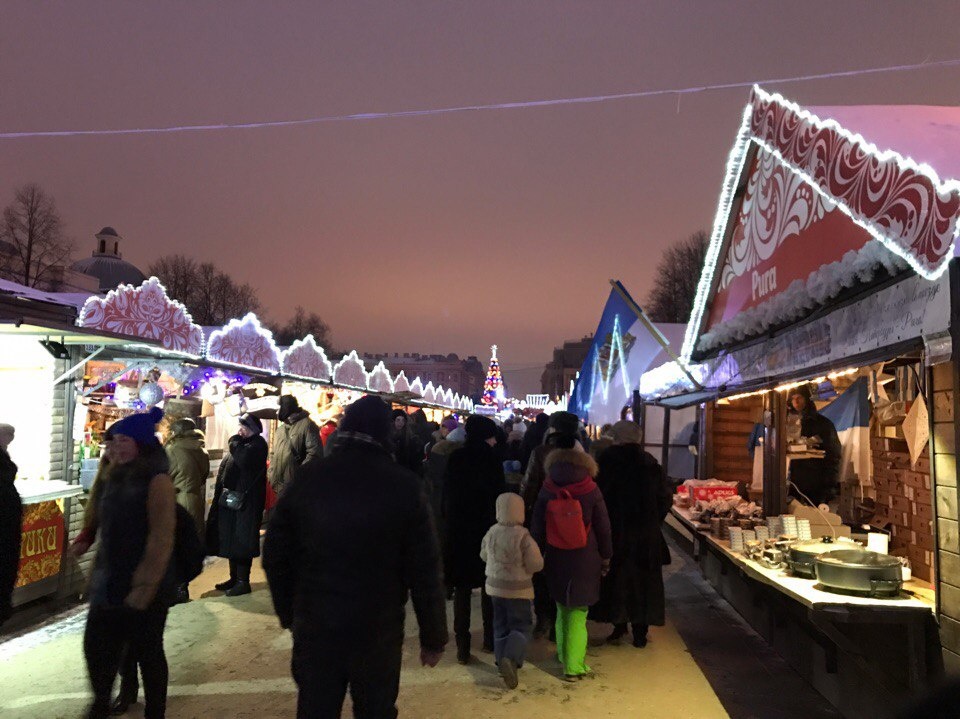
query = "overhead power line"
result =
(2, 58, 959, 140)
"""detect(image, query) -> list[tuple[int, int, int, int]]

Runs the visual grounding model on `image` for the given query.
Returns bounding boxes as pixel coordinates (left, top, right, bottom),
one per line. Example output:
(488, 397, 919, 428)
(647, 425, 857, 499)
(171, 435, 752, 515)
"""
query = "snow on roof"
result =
(0, 278, 91, 311)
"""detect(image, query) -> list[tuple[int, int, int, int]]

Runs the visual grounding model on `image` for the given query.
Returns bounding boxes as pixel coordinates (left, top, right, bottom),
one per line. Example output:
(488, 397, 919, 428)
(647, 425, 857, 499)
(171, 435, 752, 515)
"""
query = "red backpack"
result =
(546, 489, 590, 549)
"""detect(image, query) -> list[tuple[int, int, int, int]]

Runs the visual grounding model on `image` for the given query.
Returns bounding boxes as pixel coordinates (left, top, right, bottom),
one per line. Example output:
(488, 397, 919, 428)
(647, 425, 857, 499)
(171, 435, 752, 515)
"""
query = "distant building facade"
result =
(361, 351, 486, 400)
(541, 335, 593, 398)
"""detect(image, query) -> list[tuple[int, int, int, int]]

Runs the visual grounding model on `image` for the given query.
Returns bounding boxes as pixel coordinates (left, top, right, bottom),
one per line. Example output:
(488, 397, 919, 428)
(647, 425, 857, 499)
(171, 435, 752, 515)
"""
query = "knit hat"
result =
(239, 413, 263, 435)
(611, 420, 642, 445)
(446, 426, 467, 443)
(465, 415, 498, 443)
(341, 396, 393, 444)
(170, 418, 197, 436)
(441, 416, 459, 432)
(278, 395, 301, 422)
(548, 411, 580, 436)
(107, 407, 163, 446)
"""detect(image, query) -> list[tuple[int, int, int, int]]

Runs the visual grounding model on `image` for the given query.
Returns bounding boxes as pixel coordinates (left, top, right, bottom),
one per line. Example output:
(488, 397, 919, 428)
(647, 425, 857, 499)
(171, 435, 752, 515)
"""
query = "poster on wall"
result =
(16, 501, 65, 588)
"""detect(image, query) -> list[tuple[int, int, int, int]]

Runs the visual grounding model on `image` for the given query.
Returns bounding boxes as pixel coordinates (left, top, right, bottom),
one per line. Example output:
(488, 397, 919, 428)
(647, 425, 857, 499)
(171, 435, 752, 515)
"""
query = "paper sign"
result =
(903, 394, 930, 468)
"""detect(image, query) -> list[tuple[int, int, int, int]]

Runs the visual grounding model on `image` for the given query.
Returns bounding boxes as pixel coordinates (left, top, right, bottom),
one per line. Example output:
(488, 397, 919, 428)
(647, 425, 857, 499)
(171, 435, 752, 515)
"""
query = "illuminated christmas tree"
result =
(482, 344, 505, 406)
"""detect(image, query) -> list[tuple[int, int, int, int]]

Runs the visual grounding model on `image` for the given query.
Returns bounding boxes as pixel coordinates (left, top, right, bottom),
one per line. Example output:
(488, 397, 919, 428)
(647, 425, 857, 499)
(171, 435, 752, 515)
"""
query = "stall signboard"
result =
(700, 271, 951, 391)
(16, 500, 65, 588)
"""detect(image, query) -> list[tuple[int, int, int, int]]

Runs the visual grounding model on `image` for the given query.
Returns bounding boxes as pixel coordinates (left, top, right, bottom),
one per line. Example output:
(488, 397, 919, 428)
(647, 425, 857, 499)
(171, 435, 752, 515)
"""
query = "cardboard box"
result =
(915, 503, 934, 522)
(914, 457, 931, 474)
(916, 531, 936, 552)
(891, 495, 911, 513)
(872, 436, 908, 452)
(689, 486, 740, 502)
(911, 515, 933, 534)
(908, 545, 935, 568)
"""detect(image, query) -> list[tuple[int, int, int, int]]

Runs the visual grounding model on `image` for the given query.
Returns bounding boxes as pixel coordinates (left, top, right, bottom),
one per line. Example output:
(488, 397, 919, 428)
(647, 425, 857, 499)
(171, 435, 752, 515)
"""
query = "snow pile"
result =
(697, 240, 908, 353)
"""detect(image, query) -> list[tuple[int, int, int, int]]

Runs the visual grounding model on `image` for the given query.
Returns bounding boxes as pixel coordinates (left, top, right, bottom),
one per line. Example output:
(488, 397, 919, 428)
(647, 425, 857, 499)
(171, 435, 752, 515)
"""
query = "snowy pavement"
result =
(0, 555, 733, 719)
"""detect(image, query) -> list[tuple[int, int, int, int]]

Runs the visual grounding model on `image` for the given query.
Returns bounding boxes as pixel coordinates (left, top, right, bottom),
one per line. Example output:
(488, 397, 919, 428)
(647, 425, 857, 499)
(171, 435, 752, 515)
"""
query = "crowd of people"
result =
(0, 397, 674, 719)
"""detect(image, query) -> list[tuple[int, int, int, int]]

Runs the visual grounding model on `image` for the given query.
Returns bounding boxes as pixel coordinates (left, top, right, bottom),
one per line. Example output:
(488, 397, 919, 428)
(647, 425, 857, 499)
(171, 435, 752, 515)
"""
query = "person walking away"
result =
(0, 423, 22, 628)
(263, 396, 447, 719)
(589, 424, 615, 461)
(82, 407, 176, 719)
(520, 411, 581, 638)
(424, 418, 462, 537)
(207, 414, 268, 596)
(480, 492, 543, 689)
(164, 418, 210, 604)
(443, 415, 506, 663)
(531, 448, 612, 681)
(519, 413, 550, 472)
(269, 395, 321, 497)
(591, 421, 672, 648)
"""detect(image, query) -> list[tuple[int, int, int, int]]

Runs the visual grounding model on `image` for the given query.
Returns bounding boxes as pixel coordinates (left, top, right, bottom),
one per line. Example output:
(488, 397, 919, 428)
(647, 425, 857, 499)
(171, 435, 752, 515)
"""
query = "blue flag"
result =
(568, 283, 685, 426)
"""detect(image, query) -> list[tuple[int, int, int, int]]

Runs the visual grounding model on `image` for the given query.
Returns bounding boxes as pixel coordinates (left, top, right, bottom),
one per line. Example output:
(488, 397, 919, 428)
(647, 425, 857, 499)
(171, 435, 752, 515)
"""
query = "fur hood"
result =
(544, 447, 597, 477)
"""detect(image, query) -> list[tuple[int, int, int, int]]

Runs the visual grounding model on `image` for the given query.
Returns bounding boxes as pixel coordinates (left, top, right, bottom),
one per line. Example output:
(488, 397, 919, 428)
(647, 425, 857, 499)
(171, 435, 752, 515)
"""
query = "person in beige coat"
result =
(480, 492, 544, 689)
(165, 418, 210, 604)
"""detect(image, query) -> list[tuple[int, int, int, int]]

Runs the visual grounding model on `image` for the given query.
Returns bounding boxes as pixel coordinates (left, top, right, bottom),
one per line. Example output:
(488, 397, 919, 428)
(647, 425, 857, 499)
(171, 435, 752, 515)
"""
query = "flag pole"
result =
(609, 279, 704, 391)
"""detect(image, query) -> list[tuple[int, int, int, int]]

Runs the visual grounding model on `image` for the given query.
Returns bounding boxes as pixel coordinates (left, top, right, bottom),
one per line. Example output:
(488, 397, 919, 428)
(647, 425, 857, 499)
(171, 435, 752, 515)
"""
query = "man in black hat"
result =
(787, 385, 842, 506)
(263, 396, 447, 718)
(268, 395, 321, 496)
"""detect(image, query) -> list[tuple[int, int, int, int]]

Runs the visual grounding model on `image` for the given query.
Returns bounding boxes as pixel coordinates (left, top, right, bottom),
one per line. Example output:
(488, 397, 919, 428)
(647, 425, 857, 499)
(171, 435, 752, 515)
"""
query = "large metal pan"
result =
(815, 549, 903, 597)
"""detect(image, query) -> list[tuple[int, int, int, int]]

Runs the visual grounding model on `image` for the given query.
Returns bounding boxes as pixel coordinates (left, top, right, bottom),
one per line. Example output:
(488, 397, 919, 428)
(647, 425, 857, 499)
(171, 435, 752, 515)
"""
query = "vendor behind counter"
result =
(787, 385, 841, 507)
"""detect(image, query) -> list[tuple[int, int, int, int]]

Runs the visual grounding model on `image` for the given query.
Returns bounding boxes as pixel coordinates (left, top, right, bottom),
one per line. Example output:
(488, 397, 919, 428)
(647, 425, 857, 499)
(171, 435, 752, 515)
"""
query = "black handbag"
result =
(219, 488, 246, 511)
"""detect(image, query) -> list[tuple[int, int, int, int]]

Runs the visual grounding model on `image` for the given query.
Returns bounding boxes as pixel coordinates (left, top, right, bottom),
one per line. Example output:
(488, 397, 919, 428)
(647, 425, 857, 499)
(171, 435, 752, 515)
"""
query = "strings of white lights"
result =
(3, 59, 960, 140)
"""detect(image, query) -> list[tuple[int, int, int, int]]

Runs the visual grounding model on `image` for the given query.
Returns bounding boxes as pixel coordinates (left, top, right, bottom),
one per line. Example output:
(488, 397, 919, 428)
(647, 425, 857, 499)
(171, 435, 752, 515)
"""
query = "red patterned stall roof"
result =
(682, 87, 960, 360)
(78, 277, 204, 355)
(205, 313, 281, 372)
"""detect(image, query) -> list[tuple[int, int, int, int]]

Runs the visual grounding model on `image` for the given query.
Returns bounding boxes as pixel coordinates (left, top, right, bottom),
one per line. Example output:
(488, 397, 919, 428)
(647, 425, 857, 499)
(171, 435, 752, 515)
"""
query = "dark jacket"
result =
(442, 439, 506, 588)
(424, 437, 462, 539)
(591, 444, 672, 627)
(166, 429, 210, 537)
(209, 433, 268, 560)
(0, 448, 21, 625)
(269, 410, 321, 494)
(790, 408, 842, 505)
(262, 434, 448, 651)
(531, 449, 612, 608)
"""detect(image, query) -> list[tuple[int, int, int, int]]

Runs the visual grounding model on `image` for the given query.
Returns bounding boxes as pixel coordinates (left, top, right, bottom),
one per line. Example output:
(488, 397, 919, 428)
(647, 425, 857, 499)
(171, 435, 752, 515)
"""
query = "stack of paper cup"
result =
(797, 519, 812, 540)
(743, 529, 756, 543)
(867, 532, 889, 555)
(729, 527, 745, 552)
(782, 515, 798, 536)
(755, 526, 770, 542)
(766, 517, 782, 537)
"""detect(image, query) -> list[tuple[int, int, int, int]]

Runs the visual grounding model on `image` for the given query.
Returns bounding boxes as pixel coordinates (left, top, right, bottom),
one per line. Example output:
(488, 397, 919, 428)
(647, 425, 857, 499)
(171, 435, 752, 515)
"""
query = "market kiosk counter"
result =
(668, 506, 940, 719)
(12, 480, 84, 607)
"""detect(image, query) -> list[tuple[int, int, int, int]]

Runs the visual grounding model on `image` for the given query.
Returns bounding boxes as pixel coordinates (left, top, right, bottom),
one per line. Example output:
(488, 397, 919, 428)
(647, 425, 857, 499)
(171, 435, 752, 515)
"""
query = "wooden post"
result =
(763, 391, 787, 517)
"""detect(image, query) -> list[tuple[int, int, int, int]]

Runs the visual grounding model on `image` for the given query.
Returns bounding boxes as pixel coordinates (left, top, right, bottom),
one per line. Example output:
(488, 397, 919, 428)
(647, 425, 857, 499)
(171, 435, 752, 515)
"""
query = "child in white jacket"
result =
(480, 492, 545, 689)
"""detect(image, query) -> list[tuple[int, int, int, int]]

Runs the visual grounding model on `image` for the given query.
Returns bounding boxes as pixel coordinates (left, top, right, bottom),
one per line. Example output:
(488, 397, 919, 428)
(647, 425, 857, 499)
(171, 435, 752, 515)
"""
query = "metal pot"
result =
(787, 537, 844, 578)
(815, 549, 903, 597)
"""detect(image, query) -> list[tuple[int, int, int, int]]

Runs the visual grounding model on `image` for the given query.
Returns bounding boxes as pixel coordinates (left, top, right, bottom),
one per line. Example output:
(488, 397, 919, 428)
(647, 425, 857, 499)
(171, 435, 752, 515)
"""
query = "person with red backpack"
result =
(530, 447, 612, 681)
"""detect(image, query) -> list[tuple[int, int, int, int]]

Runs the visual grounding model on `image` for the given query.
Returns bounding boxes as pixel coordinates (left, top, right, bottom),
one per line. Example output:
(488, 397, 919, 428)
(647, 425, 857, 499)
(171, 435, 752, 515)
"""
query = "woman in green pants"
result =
(531, 444, 612, 680)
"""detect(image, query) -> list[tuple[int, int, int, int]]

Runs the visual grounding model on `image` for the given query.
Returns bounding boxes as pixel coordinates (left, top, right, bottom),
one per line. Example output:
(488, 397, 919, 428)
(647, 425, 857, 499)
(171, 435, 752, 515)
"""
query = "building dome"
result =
(70, 227, 147, 293)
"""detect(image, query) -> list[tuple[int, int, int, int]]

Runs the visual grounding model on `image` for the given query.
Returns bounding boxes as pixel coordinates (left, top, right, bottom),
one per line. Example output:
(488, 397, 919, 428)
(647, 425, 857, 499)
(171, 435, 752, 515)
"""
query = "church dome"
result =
(71, 227, 147, 293)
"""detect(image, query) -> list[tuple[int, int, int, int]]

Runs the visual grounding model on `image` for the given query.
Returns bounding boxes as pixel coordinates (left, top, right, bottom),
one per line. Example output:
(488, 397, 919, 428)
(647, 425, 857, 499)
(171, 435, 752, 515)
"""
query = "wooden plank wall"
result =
(710, 396, 763, 483)
(932, 362, 960, 672)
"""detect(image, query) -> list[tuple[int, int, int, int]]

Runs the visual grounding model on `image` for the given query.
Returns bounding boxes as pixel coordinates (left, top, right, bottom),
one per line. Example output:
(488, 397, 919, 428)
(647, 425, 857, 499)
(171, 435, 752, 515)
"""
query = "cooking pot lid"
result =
(817, 549, 901, 568)
(790, 538, 844, 554)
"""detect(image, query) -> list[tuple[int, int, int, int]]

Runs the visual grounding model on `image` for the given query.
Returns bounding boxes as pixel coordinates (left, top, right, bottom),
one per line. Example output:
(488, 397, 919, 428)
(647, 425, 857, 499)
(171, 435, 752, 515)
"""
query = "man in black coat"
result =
(0, 424, 22, 627)
(788, 385, 842, 506)
(263, 396, 447, 719)
(442, 415, 506, 664)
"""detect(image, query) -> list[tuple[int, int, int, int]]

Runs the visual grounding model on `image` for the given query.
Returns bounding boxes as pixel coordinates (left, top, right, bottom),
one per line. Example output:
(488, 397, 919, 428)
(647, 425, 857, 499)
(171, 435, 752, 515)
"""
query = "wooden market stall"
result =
(640, 87, 960, 717)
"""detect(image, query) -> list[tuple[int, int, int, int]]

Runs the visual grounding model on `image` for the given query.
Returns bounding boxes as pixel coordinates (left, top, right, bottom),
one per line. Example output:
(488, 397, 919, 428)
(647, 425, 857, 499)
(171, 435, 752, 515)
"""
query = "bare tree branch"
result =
(645, 231, 709, 324)
(0, 183, 73, 288)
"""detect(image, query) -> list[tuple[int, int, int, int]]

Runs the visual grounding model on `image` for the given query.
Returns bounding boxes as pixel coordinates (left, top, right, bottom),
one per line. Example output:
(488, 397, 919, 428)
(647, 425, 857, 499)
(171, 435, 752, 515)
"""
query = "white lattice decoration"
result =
(393, 371, 411, 393)
(79, 276, 204, 354)
(281, 335, 333, 381)
(422, 381, 437, 403)
(333, 350, 369, 389)
(442, 388, 455, 407)
(205, 313, 280, 372)
(409, 377, 424, 397)
(367, 361, 395, 393)
(453, 393, 462, 409)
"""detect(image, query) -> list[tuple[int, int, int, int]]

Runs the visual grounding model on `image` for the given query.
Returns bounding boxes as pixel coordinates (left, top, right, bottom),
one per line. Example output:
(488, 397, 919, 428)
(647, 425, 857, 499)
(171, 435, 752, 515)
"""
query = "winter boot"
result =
(225, 580, 251, 597)
(606, 624, 628, 645)
(214, 578, 236, 592)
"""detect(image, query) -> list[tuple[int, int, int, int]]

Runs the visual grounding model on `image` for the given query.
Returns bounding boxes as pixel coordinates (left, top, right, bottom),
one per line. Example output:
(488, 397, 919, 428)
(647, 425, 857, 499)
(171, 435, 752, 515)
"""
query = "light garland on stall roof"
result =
(681, 86, 960, 362)
(717, 367, 861, 404)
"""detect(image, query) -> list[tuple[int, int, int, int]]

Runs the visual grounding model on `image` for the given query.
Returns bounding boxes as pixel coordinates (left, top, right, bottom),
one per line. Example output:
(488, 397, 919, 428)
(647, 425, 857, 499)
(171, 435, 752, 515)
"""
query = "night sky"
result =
(3, 1, 960, 395)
